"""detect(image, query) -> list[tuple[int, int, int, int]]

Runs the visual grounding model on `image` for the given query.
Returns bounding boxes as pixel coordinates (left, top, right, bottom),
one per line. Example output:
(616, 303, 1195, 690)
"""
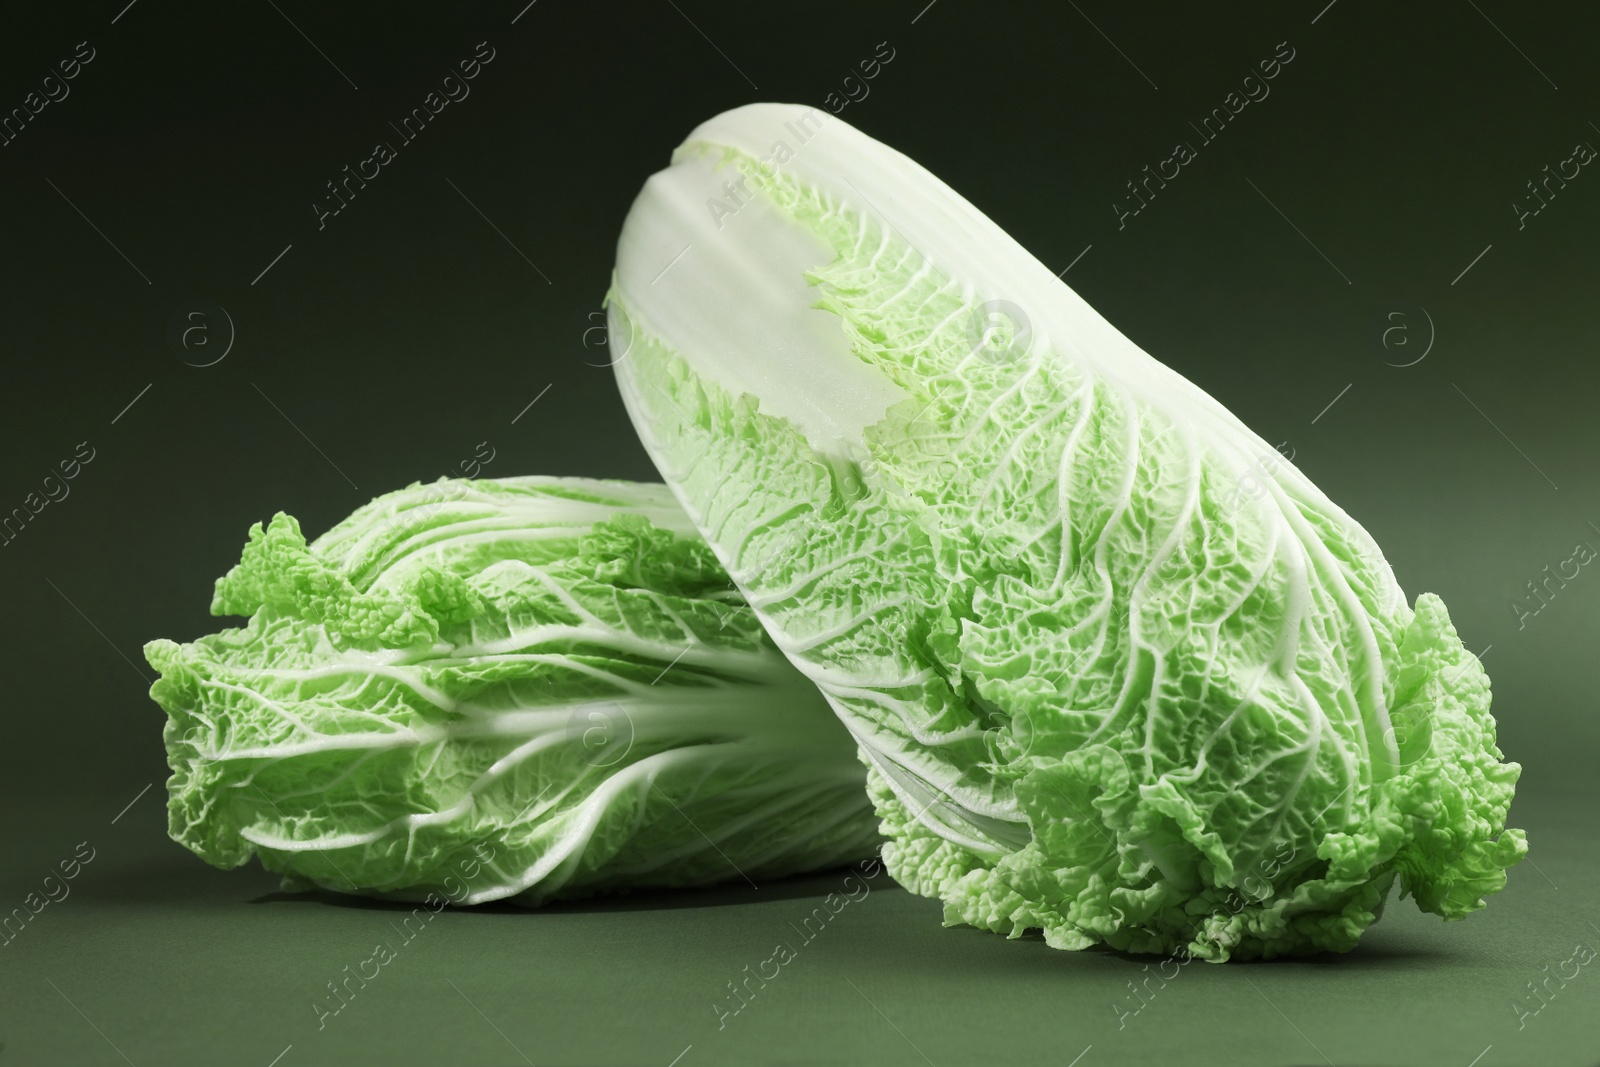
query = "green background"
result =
(2, 1, 1596, 1064)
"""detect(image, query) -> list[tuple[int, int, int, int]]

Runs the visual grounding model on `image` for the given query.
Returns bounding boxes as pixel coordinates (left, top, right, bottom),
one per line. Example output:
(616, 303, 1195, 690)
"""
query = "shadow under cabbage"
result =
(248, 864, 884, 914)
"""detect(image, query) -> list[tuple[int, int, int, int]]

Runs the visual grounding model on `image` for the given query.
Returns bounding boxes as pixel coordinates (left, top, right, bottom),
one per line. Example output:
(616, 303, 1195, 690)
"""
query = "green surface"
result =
(4, 1, 1600, 1064)
(3, 783, 1593, 1066)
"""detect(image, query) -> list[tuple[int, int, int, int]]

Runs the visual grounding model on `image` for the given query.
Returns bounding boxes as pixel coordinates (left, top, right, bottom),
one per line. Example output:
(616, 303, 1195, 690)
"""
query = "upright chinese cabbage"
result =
(145, 477, 879, 905)
(606, 103, 1526, 959)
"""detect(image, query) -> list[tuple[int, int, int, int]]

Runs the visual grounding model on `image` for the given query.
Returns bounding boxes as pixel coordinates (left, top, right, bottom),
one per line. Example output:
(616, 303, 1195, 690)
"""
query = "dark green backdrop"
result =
(2, 2, 1595, 1065)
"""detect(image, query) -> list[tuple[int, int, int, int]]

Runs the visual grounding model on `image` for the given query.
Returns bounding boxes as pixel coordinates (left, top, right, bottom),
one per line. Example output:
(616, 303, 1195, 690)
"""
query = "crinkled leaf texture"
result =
(607, 103, 1525, 959)
(146, 477, 880, 905)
